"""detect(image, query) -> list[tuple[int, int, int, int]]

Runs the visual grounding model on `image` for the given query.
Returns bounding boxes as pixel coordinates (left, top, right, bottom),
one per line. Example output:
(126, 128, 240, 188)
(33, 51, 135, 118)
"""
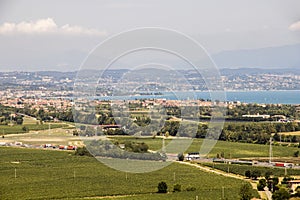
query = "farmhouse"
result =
(242, 113, 270, 119)
(100, 124, 121, 130)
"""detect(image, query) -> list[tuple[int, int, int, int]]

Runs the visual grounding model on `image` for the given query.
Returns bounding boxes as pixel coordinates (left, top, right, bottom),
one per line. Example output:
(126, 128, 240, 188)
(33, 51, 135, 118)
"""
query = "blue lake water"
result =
(96, 90, 300, 104)
(194, 90, 300, 104)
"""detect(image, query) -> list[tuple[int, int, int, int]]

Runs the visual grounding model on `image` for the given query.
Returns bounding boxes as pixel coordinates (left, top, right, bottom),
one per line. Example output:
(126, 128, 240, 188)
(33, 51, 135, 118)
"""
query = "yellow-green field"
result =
(0, 147, 258, 200)
(22, 116, 39, 125)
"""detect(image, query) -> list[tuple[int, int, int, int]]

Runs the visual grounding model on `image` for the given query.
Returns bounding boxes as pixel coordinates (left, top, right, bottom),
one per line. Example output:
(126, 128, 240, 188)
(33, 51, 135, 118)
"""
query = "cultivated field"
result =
(0, 147, 258, 200)
(200, 162, 300, 177)
(110, 136, 300, 160)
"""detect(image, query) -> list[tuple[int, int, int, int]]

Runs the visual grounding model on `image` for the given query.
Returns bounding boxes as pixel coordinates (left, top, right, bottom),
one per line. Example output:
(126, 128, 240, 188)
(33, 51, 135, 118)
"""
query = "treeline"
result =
(160, 103, 299, 121)
(0, 105, 23, 125)
(86, 140, 165, 161)
(16, 106, 73, 122)
(14, 101, 300, 126)
(219, 122, 300, 144)
(227, 104, 298, 119)
(158, 121, 300, 144)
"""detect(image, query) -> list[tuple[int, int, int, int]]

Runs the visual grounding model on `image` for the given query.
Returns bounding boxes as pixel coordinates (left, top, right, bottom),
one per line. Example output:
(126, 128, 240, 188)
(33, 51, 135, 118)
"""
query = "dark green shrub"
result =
(173, 184, 181, 192)
(157, 181, 168, 193)
(177, 153, 184, 161)
(245, 170, 251, 178)
(186, 185, 196, 191)
(239, 183, 253, 200)
(75, 146, 92, 157)
(257, 179, 266, 191)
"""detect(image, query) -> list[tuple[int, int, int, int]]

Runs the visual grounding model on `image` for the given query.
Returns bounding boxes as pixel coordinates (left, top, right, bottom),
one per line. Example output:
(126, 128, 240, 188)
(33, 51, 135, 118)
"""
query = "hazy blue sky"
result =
(0, 0, 300, 71)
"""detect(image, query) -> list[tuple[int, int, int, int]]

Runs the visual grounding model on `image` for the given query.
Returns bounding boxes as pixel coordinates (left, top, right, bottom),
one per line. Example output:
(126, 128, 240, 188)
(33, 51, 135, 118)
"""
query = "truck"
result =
(275, 162, 294, 168)
(67, 145, 77, 150)
(186, 152, 200, 161)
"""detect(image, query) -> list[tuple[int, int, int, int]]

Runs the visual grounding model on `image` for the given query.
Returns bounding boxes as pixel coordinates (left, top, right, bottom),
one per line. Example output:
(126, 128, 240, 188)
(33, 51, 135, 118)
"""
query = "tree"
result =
(272, 177, 279, 192)
(22, 126, 28, 132)
(138, 142, 149, 153)
(245, 170, 251, 179)
(257, 179, 267, 191)
(265, 171, 273, 180)
(186, 185, 196, 191)
(177, 153, 184, 161)
(75, 147, 92, 157)
(157, 181, 168, 193)
(281, 176, 293, 185)
(73, 129, 79, 136)
(294, 150, 299, 157)
(272, 188, 290, 200)
(296, 186, 300, 197)
(239, 183, 253, 200)
(251, 170, 261, 180)
(15, 116, 23, 125)
(220, 152, 225, 158)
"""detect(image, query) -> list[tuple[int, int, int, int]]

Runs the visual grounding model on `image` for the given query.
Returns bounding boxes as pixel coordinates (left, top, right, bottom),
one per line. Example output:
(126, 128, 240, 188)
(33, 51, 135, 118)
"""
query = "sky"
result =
(0, 0, 300, 71)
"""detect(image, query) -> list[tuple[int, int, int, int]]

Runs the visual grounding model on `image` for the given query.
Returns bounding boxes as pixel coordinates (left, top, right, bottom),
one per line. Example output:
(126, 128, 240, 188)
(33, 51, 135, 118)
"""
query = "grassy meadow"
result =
(0, 115, 69, 135)
(0, 123, 68, 135)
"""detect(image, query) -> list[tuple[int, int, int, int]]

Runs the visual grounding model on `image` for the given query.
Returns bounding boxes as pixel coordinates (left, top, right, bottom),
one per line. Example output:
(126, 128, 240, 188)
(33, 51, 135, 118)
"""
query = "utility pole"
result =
(285, 167, 287, 176)
(48, 123, 51, 135)
(269, 136, 273, 164)
(173, 172, 176, 182)
(222, 186, 225, 199)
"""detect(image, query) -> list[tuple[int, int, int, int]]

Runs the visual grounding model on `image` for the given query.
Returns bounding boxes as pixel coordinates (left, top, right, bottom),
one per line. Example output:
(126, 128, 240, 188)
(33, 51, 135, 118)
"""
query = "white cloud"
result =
(288, 21, 300, 31)
(0, 18, 107, 36)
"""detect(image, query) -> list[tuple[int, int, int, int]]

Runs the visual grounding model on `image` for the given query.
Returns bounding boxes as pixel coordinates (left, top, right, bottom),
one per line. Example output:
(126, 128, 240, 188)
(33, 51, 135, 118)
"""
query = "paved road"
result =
(264, 188, 272, 200)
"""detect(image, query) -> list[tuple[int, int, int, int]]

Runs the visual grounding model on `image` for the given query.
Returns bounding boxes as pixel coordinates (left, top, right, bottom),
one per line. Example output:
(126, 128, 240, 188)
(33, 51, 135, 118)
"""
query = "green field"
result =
(200, 162, 300, 177)
(188, 139, 299, 159)
(0, 147, 258, 200)
(0, 123, 68, 134)
(109, 137, 299, 159)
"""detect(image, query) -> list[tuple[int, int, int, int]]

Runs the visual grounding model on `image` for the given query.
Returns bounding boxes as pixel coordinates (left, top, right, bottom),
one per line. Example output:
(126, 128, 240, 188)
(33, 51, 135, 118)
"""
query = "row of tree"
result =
(158, 121, 300, 144)
(86, 140, 165, 161)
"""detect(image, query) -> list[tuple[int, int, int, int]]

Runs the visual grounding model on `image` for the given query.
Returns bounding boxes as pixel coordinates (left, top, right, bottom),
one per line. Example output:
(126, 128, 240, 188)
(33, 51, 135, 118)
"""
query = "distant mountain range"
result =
(212, 43, 300, 69)
(32, 67, 300, 77)
(220, 67, 300, 76)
